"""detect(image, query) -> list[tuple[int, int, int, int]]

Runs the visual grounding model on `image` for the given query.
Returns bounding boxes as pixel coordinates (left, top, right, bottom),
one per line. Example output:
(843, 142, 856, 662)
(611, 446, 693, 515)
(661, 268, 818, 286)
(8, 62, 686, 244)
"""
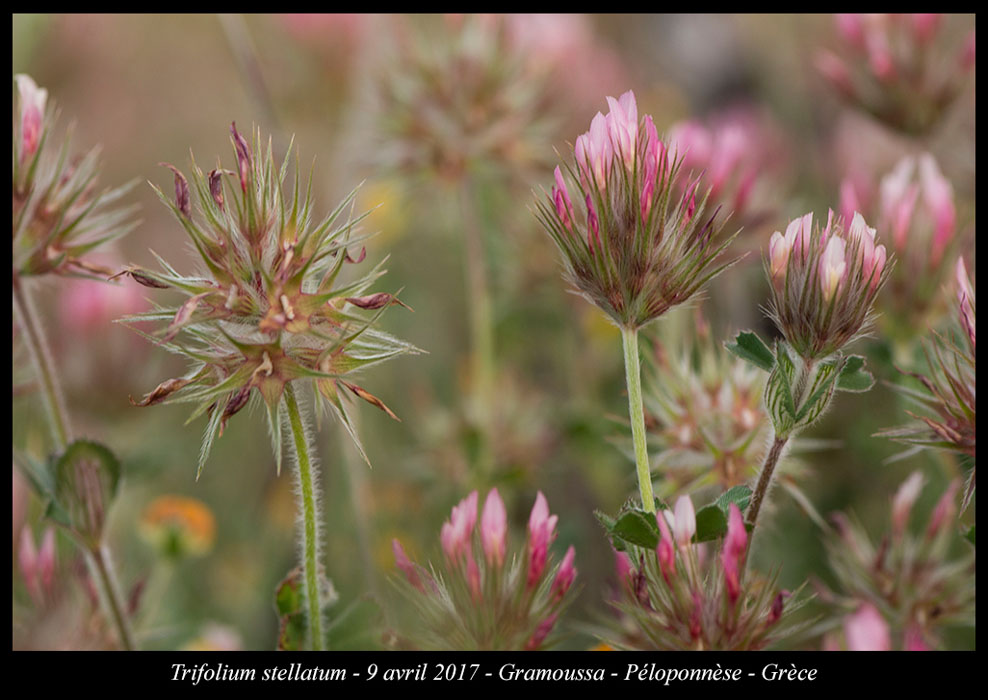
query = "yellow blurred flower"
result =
(139, 495, 216, 558)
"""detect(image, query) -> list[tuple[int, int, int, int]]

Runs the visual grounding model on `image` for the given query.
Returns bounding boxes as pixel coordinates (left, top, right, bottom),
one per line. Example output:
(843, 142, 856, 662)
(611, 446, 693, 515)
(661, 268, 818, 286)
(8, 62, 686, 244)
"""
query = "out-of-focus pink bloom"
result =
(575, 112, 613, 190)
(835, 14, 865, 48)
(956, 257, 975, 349)
(59, 278, 147, 335)
(393, 539, 424, 591)
(668, 121, 713, 174)
(820, 236, 847, 301)
(15, 74, 47, 161)
(720, 503, 748, 603)
(961, 31, 976, 70)
(38, 527, 56, 595)
(671, 495, 696, 547)
(551, 545, 577, 600)
(525, 613, 558, 650)
(614, 548, 633, 586)
(527, 492, 558, 587)
(815, 51, 856, 98)
(879, 158, 921, 253)
(844, 602, 891, 651)
(18, 526, 42, 605)
(910, 14, 941, 43)
(927, 480, 960, 539)
(865, 25, 896, 80)
(552, 166, 574, 232)
(605, 91, 639, 165)
(891, 472, 924, 536)
(904, 623, 932, 651)
(440, 490, 478, 561)
(655, 510, 676, 582)
(918, 155, 956, 266)
(480, 488, 507, 567)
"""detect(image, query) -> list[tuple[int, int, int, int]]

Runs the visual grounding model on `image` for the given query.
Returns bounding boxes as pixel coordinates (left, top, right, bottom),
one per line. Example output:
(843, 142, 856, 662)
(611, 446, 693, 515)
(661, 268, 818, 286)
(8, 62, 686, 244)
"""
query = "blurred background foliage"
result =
(12, 13, 974, 650)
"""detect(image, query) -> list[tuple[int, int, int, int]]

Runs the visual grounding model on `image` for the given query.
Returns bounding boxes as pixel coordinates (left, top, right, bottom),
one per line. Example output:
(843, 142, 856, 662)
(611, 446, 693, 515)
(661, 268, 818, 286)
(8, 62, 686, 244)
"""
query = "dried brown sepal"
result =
(345, 293, 413, 311)
(230, 122, 251, 193)
(344, 247, 366, 264)
(208, 168, 231, 210)
(342, 381, 400, 421)
(130, 377, 190, 406)
(110, 267, 171, 289)
(162, 292, 211, 343)
(159, 163, 191, 218)
(219, 385, 252, 436)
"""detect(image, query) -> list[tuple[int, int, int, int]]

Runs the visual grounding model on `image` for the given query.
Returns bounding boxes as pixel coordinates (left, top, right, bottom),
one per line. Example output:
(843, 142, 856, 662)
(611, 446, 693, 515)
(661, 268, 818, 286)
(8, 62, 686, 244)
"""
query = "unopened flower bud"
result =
(527, 491, 558, 587)
(820, 236, 847, 301)
(891, 471, 924, 536)
(672, 495, 696, 547)
(15, 74, 47, 160)
(480, 488, 507, 567)
(551, 545, 577, 600)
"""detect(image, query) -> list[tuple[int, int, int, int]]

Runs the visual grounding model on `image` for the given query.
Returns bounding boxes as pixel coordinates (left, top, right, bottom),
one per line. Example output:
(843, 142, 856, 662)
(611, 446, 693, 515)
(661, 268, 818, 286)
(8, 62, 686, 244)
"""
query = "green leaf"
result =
(51, 440, 122, 545)
(694, 504, 728, 542)
(764, 343, 797, 435)
(274, 568, 307, 651)
(793, 358, 841, 425)
(964, 525, 975, 546)
(610, 509, 660, 549)
(713, 485, 753, 515)
(836, 355, 875, 392)
(725, 331, 775, 372)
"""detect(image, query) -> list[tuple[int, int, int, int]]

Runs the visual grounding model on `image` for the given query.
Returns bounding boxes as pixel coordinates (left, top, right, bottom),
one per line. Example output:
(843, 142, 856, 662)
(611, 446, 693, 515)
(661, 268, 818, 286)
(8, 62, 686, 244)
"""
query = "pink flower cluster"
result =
(769, 210, 887, 301)
(551, 90, 673, 251)
(392, 489, 577, 649)
(666, 109, 777, 223)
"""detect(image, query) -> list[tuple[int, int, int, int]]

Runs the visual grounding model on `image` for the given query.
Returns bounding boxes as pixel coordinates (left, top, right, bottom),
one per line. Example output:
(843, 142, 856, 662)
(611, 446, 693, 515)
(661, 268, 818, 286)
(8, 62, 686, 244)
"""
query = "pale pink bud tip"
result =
(15, 74, 48, 160)
(891, 472, 924, 535)
(820, 235, 847, 301)
(927, 480, 960, 539)
(392, 539, 423, 591)
(552, 545, 577, 600)
(672, 495, 696, 547)
(955, 257, 976, 348)
(480, 488, 507, 567)
(845, 603, 891, 651)
(441, 490, 479, 561)
(655, 510, 676, 582)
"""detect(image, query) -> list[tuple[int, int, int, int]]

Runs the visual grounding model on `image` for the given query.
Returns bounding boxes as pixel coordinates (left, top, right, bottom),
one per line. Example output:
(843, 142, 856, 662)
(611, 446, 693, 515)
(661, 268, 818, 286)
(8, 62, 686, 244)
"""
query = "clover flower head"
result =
(121, 124, 419, 477)
(536, 89, 740, 331)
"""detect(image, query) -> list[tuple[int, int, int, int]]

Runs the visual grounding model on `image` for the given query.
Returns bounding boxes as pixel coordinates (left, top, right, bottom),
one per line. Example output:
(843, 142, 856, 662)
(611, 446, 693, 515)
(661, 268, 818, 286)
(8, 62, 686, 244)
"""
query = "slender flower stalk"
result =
(284, 383, 324, 650)
(622, 327, 654, 513)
